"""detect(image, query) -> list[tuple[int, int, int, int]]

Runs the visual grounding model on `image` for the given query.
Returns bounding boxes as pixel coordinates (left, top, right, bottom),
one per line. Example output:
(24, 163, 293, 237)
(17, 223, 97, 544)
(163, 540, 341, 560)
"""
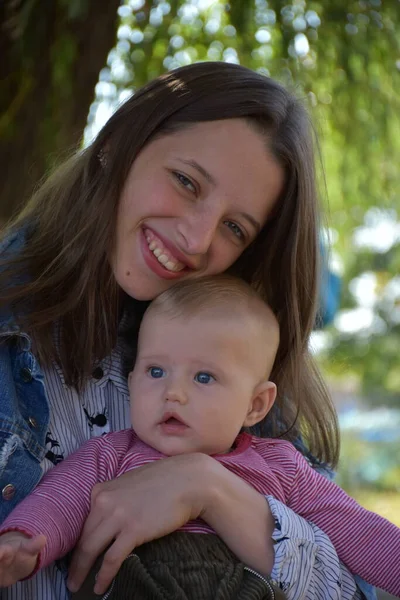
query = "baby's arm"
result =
(287, 449, 400, 596)
(266, 496, 361, 599)
(0, 432, 127, 579)
(0, 531, 46, 586)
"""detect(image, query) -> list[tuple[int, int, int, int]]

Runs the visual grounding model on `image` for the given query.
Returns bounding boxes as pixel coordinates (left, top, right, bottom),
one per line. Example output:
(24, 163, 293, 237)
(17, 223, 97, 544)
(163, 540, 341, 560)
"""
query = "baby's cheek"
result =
(130, 397, 144, 428)
(205, 407, 227, 432)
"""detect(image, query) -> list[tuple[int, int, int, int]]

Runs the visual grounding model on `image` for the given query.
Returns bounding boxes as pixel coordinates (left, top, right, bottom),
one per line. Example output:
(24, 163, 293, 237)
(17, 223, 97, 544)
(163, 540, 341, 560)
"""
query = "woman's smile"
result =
(144, 228, 185, 273)
(140, 228, 189, 281)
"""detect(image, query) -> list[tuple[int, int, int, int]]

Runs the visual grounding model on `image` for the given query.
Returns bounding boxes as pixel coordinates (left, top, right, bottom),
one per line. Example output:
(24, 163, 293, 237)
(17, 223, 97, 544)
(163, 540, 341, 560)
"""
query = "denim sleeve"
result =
(0, 338, 47, 523)
(266, 496, 367, 600)
(354, 576, 379, 600)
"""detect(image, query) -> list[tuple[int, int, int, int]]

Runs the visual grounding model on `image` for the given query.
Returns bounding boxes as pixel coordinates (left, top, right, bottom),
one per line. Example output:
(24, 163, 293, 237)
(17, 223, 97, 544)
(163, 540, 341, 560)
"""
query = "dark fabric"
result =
(72, 532, 286, 600)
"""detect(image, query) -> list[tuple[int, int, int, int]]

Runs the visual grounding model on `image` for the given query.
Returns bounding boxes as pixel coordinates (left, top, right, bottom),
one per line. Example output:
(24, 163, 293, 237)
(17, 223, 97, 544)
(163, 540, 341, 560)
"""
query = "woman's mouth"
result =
(143, 228, 185, 273)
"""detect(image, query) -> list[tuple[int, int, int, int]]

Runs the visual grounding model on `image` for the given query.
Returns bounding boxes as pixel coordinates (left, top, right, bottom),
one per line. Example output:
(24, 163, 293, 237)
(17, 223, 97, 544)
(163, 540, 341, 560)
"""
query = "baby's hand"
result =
(0, 532, 46, 587)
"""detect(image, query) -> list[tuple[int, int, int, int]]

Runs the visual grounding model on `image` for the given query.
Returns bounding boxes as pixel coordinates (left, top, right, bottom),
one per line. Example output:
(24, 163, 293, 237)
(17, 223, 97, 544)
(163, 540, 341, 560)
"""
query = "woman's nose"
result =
(176, 208, 220, 256)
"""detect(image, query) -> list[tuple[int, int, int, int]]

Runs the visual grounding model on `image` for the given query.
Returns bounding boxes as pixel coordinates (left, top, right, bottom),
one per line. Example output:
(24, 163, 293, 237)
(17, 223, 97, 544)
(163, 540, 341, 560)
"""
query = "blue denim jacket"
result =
(0, 228, 377, 599)
(0, 228, 49, 522)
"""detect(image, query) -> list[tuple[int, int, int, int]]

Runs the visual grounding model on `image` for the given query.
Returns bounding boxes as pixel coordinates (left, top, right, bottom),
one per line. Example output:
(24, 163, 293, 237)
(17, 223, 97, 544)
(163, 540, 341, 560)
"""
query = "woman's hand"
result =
(67, 453, 275, 595)
(67, 453, 209, 594)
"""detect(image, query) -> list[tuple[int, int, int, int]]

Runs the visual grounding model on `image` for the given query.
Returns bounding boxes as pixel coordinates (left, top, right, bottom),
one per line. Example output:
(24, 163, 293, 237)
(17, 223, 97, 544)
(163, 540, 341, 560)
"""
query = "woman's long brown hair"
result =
(0, 62, 339, 466)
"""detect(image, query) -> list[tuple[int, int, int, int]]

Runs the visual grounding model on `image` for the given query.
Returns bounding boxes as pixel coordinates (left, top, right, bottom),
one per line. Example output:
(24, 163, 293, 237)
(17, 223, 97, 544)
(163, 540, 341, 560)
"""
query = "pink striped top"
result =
(1, 430, 399, 594)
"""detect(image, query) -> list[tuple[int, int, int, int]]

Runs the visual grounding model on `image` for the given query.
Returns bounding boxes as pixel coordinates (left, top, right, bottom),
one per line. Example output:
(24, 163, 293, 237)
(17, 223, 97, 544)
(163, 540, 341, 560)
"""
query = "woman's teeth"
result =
(147, 239, 185, 272)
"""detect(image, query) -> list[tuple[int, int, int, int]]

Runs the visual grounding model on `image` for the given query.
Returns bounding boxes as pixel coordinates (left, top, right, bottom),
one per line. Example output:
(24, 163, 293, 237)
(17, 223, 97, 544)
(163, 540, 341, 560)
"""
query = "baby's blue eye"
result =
(194, 372, 215, 384)
(148, 366, 165, 379)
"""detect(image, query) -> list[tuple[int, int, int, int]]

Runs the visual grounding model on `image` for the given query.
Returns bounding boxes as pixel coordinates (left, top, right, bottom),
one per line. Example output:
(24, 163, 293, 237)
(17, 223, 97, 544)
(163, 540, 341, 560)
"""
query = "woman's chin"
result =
(116, 271, 176, 301)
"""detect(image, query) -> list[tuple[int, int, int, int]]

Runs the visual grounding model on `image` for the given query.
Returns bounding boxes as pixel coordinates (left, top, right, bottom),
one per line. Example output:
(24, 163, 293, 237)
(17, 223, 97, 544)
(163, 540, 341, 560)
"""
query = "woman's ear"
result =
(243, 381, 277, 428)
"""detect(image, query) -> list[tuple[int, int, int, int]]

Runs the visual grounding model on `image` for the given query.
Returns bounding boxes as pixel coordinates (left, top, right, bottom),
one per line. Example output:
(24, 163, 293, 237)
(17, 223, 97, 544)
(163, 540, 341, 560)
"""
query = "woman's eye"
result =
(174, 172, 197, 194)
(148, 366, 165, 379)
(224, 220, 245, 240)
(194, 372, 215, 385)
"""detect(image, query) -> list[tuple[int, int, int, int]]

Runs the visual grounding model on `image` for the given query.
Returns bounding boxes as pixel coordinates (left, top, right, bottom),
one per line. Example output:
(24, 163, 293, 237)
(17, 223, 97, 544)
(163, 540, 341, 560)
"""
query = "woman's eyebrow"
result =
(238, 212, 261, 233)
(176, 158, 217, 185)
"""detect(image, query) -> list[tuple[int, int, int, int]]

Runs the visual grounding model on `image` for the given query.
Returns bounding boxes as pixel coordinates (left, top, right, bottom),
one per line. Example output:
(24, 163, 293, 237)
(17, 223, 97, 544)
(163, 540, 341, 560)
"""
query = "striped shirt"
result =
(2, 421, 376, 598)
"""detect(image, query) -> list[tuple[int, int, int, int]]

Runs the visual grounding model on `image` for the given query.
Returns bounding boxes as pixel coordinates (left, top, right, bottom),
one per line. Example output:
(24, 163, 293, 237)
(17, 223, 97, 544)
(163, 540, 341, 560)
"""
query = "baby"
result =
(0, 275, 399, 599)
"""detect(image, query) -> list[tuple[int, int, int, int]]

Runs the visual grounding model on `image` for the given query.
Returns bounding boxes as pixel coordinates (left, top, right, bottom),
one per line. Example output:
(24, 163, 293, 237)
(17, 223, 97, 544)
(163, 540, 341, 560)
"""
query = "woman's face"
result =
(112, 119, 284, 300)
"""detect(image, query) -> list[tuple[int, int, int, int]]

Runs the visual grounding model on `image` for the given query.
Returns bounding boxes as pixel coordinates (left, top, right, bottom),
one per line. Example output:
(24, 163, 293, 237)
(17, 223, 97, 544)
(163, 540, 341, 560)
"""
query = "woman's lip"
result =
(143, 226, 198, 271)
(140, 229, 187, 280)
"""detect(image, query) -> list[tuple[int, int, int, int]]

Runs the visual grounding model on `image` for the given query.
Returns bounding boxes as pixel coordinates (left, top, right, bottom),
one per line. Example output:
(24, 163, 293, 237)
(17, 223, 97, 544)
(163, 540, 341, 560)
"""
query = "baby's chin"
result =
(156, 440, 230, 457)
(149, 436, 209, 457)
(139, 426, 229, 456)
(155, 441, 202, 457)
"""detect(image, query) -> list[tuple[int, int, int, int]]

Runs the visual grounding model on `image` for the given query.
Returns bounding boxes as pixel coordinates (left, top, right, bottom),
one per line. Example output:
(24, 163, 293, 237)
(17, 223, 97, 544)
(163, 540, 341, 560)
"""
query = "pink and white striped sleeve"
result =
(0, 431, 131, 574)
(286, 450, 400, 596)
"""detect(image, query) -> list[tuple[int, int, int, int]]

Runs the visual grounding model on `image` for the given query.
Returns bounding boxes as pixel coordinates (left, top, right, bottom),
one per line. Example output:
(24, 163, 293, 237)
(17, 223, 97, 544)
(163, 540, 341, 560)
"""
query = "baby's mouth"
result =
(164, 417, 182, 425)
(160, 412, 188, 427)
(144, 228, 185, 273)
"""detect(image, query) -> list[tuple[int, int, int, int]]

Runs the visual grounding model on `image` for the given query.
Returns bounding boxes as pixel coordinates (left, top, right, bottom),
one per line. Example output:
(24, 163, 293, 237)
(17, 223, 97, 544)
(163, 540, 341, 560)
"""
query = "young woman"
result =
(0, 62, 372, 599)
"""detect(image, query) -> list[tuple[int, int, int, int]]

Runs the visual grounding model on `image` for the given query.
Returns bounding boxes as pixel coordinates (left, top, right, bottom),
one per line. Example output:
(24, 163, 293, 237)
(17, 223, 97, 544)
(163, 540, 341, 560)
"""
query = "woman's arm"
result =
(67, 453, 276, 594)
(68, 452, 364, 599)
(201, 460, 275, 576)
(0, 434, 124, 574)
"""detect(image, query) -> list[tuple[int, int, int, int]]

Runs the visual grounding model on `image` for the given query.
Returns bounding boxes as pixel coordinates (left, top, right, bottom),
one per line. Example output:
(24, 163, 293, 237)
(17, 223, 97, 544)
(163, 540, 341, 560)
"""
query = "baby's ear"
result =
(243, 381, 276, 428)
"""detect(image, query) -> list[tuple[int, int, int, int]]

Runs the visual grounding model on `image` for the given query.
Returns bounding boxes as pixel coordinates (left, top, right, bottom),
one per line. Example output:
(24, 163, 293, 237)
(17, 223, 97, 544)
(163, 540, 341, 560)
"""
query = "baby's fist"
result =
(0, 532, 46, 587)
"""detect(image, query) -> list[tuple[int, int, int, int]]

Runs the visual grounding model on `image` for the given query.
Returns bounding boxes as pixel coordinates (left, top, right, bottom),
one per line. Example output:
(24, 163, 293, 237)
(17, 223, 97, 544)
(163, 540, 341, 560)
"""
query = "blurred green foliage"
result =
(94, 0, 399, 237)
(338, 432, 400, 492)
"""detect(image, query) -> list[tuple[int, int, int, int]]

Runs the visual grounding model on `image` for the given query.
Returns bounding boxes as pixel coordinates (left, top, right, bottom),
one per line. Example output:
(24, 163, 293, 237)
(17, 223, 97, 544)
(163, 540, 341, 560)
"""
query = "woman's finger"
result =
(93, 533, 137, 594)
(67, 484, 120, 590)
(69, 454, 211, 591)
(73, 483, 111, 543)
(67, 519, 120, 592)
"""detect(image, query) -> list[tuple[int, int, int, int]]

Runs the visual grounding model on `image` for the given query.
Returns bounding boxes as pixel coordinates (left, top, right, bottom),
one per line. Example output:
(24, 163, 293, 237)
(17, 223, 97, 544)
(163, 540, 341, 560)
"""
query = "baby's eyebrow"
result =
(139, 355, 168, 361)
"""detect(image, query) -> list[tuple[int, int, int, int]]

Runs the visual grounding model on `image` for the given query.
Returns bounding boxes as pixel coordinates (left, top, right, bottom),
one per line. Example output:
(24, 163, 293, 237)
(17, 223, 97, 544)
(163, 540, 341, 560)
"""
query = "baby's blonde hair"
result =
(147, 274, 278, 332)
(144, 274, 279, 380)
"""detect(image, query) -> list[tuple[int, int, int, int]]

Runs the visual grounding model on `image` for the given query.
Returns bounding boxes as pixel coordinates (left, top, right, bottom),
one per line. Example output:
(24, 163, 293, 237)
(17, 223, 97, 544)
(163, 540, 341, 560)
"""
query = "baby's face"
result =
(129, 311, 275, 456)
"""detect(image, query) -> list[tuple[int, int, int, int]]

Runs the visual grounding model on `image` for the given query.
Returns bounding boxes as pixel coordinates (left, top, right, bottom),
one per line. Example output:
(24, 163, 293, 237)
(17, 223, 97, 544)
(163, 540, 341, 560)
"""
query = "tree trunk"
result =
(0, 0, 121, 222)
